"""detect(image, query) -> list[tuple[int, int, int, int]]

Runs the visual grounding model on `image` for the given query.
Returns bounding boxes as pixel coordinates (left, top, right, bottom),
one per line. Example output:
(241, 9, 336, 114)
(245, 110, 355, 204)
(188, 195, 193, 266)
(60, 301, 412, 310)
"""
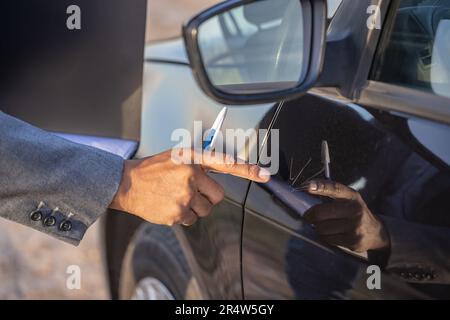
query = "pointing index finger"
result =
(198, 150, 271, 183)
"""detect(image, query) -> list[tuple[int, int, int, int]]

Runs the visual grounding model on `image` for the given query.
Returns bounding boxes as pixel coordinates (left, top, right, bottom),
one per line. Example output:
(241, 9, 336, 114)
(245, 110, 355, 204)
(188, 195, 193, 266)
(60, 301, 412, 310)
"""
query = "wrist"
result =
(110, 159, 133, 212)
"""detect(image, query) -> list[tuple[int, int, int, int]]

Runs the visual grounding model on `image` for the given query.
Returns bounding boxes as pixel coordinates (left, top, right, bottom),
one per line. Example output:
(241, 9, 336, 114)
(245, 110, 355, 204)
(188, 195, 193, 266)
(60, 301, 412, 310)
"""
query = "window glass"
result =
(371, 0, 450, 99)
(327, 0, 342, 19)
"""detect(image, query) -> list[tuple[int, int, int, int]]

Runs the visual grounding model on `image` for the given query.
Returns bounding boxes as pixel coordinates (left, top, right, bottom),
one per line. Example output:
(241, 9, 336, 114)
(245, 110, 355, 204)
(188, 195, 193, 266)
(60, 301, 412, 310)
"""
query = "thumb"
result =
(302, 180, 361, 201)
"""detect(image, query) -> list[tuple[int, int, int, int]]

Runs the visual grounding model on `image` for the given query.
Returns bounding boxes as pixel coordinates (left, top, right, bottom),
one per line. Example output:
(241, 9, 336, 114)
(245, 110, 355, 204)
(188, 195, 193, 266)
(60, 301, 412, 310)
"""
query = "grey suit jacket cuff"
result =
(0, 112, 124, 246)
(378, 215, 450, 284)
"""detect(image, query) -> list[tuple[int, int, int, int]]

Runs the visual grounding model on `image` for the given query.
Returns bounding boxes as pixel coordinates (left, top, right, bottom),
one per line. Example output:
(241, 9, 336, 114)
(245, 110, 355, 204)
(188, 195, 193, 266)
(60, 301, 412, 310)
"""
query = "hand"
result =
(303, 180, 390, 253)
(110, 148, 271, 226)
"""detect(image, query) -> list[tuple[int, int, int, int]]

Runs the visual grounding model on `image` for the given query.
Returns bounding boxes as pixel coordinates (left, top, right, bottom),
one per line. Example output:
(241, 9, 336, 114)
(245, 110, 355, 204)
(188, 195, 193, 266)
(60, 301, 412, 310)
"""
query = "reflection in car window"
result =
(371, 0, 450, 99)
(327, 0, 343, 19)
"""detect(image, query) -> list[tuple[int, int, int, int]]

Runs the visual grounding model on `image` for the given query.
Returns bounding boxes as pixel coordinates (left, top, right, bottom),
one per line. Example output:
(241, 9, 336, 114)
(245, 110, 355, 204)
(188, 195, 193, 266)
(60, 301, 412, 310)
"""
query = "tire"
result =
(104, 210, 143, 300)
(118, 223, 203, 300)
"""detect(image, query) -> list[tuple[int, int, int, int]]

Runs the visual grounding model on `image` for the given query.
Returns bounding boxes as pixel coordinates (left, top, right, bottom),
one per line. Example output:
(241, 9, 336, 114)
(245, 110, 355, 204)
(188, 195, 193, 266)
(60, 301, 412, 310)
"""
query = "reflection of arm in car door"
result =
(303, 179, 450, 285)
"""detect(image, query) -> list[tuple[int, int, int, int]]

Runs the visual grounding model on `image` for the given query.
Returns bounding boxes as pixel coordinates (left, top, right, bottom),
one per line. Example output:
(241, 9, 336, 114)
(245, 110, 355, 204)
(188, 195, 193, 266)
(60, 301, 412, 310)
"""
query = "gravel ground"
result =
(0, 219, 108, 299)
(0, 0, 218, 300)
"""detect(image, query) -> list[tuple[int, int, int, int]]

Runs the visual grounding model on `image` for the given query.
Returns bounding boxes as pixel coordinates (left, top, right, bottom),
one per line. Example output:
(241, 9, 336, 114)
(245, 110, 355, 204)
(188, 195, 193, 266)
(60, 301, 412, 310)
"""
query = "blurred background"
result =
(146, 0, 218, 42)
(0, 0, 218, 300)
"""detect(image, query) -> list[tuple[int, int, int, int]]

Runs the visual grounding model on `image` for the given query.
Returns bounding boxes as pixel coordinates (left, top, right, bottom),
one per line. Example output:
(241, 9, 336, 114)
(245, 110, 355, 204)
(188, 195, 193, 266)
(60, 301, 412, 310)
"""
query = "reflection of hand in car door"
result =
(303, 176, 450, 285)
(302, 179, 390, 253)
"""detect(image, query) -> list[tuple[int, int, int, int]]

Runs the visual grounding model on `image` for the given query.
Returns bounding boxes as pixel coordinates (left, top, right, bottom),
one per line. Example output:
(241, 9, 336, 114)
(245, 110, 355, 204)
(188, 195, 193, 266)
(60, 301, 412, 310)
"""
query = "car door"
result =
(242, 0, 450, 299)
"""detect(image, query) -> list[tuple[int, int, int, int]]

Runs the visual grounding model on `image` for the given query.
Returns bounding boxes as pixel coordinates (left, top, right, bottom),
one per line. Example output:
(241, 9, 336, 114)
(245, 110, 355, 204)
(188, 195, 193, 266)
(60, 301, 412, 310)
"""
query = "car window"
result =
(327, 0, 342, 19)
(371, 0, 450, 99)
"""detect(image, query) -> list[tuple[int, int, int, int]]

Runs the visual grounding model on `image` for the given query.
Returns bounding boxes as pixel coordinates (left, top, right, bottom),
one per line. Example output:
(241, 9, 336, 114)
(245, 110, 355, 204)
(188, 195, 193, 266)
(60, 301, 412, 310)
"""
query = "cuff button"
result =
(44, 216, 56, 227)
(59, 220, 72, 232)
(30, 211, 43, 222)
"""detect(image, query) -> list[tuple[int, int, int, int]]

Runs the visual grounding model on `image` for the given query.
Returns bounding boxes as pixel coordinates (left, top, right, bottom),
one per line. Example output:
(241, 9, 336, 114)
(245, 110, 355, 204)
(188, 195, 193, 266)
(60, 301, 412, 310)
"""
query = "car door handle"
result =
(259, 176, 323, 218)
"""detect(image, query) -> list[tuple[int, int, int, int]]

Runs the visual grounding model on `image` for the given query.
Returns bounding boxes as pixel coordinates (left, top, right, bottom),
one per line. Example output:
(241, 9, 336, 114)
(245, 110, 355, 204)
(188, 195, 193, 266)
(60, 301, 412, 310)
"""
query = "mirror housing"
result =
(183, 0, 327, 105)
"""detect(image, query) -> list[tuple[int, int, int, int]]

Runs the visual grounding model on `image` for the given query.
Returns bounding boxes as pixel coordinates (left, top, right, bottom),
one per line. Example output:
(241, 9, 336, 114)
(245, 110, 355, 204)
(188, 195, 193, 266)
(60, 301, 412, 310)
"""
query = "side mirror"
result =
(183, 0, 327, 105)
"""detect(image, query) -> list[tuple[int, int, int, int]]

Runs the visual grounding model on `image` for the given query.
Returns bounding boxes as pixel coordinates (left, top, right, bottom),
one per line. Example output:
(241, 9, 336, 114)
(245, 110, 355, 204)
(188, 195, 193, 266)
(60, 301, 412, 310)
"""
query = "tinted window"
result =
(327, 0, 342, 18)
(371, 0, 450, 99)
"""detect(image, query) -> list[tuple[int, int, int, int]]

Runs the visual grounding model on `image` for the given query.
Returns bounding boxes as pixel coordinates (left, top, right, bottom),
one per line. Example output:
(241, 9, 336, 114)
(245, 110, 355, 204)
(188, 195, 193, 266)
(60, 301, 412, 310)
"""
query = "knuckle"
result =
(357, 208, 365, 218)
(224, 154, 235, 165)
(332, 181, 340, 193)
(180, 211, 192, 222)
(225, 164, 236, 173)
(167, 214, 180, 226)
(203, 205, 213, 217)
(356, 207, 365, 218)
(185, 165, 197, 177)
(353, 226, 363, 238)
(173, 208, 183, 220)
(248, 165, 259, 178)
(352, 231, 363, 244)
(223, 159, 236, 170)
(317, 181, 325, 192)
(187, 188, 196, 200)
(353, 191, 363, 202)
(218, 184, 225, 198)
(178, 195, 192, 209)
(180, 184, 195, 199)
(353, 210, 363, 220)
(176, 205, 189, 218)
(214, 186, 225, 204)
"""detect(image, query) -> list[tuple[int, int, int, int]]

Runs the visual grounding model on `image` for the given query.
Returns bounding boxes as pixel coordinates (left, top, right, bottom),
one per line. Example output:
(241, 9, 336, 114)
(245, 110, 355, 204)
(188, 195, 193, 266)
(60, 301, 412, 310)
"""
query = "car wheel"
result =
(119, 223, 203, 300)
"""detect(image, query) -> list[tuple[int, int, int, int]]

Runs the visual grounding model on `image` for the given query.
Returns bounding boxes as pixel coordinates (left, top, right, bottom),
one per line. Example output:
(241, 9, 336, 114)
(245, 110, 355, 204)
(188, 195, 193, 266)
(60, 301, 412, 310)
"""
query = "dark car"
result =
(103, 0, 450, 299)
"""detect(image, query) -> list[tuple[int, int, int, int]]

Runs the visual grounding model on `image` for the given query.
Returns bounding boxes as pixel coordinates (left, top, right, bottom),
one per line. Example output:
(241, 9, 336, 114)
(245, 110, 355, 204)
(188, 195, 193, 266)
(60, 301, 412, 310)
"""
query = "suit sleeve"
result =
(372, 216, 450, 284)
(0, 111, 124, 246)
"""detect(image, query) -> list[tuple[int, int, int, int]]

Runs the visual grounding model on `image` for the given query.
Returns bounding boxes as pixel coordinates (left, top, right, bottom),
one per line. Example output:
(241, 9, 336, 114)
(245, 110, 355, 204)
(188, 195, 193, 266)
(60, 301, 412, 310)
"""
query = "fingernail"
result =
(300, 181, 315, 191)
(258, 167, 271, 180)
